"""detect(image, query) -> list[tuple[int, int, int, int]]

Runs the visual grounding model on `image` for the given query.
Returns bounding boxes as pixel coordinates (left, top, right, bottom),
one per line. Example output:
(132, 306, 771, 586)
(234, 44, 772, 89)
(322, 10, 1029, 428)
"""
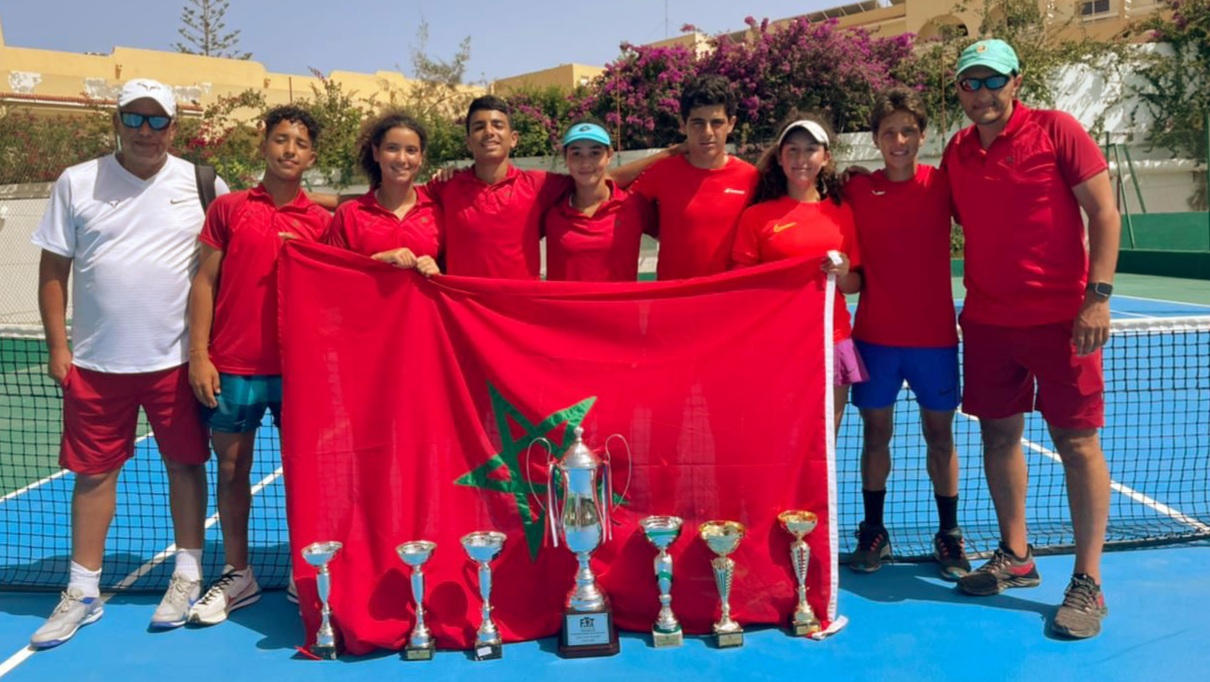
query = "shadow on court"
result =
(838, 561, 1052, 617)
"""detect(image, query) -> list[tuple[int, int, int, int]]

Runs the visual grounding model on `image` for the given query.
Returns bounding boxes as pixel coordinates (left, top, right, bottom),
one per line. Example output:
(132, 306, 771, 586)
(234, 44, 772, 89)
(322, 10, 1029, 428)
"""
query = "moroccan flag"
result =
(279, 242, 842, 655)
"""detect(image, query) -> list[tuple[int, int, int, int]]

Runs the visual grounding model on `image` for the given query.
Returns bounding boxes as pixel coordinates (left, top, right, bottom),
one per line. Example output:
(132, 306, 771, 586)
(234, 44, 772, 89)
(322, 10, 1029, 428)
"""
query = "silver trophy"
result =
(699, 520, 746, 648)
(639, 515, 684, 648)
(531, 426, 628, 658)
(397, 540, 437, 660)
(778, 510, 821, 636)
(461, 530, 506, 660)
(300, 541, 344, 659)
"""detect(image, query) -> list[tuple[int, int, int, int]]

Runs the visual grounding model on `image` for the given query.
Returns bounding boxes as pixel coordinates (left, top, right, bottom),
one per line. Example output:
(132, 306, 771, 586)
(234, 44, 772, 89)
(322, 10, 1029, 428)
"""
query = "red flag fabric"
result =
(279, 241, 842, 655)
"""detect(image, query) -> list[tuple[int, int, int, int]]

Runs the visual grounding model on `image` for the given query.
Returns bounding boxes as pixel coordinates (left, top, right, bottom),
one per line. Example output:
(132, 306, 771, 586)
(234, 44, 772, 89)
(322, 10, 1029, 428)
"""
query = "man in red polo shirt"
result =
(426, 95, 572, 279)
(187, 105, 331, 625)
(942, 39, 1120, 639)
(629, 74, 758, 280)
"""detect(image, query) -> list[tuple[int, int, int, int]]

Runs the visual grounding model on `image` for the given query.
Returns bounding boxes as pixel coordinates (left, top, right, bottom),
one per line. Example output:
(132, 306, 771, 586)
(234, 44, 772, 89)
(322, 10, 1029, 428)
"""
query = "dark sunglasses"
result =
(119, 112, 172, 131)
(957, 74, 1012, 92)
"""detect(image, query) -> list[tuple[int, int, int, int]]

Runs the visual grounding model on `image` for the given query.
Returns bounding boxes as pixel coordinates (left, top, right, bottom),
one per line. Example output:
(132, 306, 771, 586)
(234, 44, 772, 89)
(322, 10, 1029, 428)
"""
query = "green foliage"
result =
(174, 89, 266, 190)
(509, 86, 577, 157)
(173, 0, 251, 60)
(1131, 0, 1209, 209)
(0, 108, 115, 184)
(296, 71, 369, 189)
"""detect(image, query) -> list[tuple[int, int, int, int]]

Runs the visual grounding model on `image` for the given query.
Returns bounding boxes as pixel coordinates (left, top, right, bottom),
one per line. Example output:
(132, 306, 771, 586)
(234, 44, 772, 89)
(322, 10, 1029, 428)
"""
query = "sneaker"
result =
(30, 587, 104, 649)
(848, 522, 891, 573)
(187, 565, 261, 626)
(1051, 574, 1108, 639)
(286, 572, 298, 604)
(150, 573, 202, 629)
(933, 527, 972, 581)
(958, 542, 1041, 596)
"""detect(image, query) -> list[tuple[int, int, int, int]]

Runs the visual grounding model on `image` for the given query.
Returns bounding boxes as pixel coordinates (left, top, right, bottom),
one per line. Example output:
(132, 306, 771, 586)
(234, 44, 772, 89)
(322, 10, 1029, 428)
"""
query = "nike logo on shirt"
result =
(723, 188, 746, 195)
(170, 198, 193, 204)
(772, 222, 796, 233)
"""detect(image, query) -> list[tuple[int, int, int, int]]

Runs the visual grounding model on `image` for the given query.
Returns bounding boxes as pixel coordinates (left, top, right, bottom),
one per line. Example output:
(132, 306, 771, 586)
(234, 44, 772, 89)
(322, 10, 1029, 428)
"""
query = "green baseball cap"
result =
(956, 39, 1020, 76)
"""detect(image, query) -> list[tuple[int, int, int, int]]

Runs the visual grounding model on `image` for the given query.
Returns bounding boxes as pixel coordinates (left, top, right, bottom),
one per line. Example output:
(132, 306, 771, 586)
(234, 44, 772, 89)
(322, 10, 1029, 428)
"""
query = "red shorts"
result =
(61, 364, 210, 475)
(960, 317, 1104, 430)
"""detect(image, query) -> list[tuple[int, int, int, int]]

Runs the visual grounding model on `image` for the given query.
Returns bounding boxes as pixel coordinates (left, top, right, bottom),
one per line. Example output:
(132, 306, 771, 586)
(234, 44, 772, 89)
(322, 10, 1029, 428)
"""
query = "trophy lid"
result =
(559, 426, 599, 470)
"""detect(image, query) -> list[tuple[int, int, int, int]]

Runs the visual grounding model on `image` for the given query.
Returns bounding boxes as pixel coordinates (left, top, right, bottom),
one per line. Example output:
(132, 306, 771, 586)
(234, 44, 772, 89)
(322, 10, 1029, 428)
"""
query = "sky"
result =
(0, 0, 843, 83)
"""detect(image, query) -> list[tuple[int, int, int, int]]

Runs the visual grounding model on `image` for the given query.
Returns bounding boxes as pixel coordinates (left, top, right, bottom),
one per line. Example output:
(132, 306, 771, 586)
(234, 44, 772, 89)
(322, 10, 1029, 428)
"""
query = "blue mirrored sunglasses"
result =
(956, 74, 1012, 93)
(119, 112, 172, 131)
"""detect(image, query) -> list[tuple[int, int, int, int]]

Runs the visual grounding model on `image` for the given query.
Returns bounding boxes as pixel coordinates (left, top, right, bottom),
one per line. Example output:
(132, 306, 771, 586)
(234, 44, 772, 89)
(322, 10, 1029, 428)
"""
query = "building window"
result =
(1080, 0, 1111, 16)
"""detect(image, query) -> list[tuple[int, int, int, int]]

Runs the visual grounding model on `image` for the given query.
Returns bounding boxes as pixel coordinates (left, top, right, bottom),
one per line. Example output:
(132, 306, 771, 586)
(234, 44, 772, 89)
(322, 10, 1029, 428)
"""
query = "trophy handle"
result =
(524, 436, 554, 512)
(603, 433, 633, 510)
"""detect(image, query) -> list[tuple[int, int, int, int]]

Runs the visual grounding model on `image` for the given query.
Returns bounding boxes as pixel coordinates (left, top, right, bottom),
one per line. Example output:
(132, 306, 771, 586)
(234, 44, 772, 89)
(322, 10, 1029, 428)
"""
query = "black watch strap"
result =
(1087, 281, 1114, 298)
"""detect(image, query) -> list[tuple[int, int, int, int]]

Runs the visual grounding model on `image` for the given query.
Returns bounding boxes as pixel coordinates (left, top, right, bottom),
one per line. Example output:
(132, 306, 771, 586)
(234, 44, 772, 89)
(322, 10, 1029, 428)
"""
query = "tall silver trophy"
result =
(699, 520, 746, 648)
(778, 510, 822, 636)
(300, 541, 344, 659)
(396, 540, 437, 660)
(461, 530, 506, 660)
(639, 515, 684, 648)
(534, 426, 628, 658)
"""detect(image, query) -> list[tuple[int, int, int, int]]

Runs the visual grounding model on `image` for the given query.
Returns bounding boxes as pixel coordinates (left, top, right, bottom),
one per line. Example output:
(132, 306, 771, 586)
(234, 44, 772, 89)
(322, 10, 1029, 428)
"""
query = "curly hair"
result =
(679, 74, 737, 120)
(355, 110, 428, 187)
(262, 105, 321, 144)
(870, 87, 929, 139)
(751, 113, 842, 206)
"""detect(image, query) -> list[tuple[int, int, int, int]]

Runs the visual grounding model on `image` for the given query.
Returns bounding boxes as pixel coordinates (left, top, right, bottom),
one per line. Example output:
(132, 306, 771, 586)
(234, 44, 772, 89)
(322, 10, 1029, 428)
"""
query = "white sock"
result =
(68, 561, 101, 598)
(174, 548, 203, 582)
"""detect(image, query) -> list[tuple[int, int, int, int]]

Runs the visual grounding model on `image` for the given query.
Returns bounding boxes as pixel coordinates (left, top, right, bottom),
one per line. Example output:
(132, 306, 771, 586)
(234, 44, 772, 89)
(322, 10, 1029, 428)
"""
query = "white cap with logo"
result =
(117, 79, 177, 117)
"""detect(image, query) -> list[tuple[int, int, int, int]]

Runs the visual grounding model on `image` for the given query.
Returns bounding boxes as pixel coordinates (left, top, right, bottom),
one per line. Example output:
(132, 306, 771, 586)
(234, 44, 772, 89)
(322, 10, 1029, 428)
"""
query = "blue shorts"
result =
(204, 374, 282, 433)
(850, 341, 959, 412)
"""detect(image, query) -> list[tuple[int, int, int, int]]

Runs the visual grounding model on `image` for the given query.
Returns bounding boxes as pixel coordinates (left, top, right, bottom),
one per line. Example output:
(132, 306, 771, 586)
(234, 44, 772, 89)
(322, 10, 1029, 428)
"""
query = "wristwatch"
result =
(1087, 282, 1114, 299)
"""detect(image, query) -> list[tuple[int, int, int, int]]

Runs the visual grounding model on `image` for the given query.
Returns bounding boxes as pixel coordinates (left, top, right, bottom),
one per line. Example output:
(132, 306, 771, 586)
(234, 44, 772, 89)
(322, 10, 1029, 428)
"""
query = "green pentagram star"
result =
(454, 382, 596, 560)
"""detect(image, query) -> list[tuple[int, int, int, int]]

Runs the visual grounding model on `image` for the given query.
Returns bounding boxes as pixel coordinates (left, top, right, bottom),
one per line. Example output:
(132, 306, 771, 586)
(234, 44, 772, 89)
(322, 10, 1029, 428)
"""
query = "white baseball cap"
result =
(117, 79, 177, 117)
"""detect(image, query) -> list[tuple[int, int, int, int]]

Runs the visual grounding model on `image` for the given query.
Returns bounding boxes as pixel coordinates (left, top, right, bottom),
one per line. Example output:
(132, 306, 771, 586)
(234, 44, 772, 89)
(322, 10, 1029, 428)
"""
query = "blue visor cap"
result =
(562, 123, 612, 148)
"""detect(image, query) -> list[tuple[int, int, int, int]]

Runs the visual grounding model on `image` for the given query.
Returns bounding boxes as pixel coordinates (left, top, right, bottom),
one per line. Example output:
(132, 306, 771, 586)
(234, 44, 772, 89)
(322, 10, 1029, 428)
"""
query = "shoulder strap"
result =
(194, 163, 218, 212)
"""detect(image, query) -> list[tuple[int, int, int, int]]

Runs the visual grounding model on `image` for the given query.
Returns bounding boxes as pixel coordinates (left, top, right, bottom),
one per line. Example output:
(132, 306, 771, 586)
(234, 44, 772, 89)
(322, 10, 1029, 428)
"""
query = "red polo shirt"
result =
(543, 181, 654, 282)
(943, 103, 1108, 326)
(631, 155, 757, 280)
(845, 165, 958, 347)
(731, 196, 861, 342)
(426, 165, 572, 279)
(200, 185, 331, 375)
(327, 186, 441, 258)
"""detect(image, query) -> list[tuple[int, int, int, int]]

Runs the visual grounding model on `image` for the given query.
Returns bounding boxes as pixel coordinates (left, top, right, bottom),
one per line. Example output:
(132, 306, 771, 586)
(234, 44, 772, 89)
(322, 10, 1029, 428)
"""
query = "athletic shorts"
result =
(60, 364, 209, 475)
(204, 373, 282, 434)
(960, 316, 1104, 430)
(850, 341, 960, 412)
(834, 338, 869, 387)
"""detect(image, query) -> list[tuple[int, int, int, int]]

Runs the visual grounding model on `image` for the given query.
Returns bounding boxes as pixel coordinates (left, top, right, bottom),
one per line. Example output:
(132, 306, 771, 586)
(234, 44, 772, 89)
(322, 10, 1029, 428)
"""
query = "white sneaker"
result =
(286, 572, 298, 604)
(188, 565, 261, 625)
(150, 573, 202, 629)
(30, 587, 104, 649)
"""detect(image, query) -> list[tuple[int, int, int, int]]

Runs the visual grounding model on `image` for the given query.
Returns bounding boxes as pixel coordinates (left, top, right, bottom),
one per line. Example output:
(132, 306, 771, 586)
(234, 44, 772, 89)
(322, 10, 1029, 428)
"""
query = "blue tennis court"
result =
(1, 281, 1208, 680)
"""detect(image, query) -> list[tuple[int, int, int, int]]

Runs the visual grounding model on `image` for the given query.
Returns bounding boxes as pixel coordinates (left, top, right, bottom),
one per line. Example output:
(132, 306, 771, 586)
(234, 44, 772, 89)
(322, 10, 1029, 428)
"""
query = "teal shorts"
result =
(204, 373, 282, 434)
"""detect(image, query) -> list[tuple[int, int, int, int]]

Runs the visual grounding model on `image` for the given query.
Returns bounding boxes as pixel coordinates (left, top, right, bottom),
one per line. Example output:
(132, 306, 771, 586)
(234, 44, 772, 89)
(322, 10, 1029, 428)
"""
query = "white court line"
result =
(1110, 310, 1154, 319)
(1116, 293, 1210, 311)
(0, 466, 285, 678)
(957, 411, 1210, 534)
(0, 433, 154, 505)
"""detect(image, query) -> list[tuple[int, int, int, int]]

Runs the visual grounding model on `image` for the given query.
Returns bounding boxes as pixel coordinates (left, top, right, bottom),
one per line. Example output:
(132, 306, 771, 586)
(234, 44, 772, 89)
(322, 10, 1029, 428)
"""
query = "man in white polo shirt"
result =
(30, 78, 230, 648)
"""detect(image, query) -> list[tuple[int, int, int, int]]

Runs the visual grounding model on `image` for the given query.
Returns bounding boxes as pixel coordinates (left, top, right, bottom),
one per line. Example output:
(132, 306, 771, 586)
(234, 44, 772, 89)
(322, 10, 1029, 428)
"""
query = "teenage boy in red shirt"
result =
(844, 87, 968, 580)
(943, 39, 1119, 639)
(630, 74, 758, 280)
(186, 105, 332, 625)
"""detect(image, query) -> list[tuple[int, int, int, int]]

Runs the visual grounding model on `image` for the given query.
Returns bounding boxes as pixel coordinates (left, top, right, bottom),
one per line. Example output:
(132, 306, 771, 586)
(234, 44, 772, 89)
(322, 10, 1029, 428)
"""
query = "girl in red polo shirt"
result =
(328, 110, 441, 276)
(543, 121, 654, 281)
(731, 115, 865, 433)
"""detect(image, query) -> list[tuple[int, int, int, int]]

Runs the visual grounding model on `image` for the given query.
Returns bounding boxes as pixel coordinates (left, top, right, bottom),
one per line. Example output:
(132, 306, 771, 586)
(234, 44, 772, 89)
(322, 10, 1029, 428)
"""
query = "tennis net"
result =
(1, 317, 1208, 591)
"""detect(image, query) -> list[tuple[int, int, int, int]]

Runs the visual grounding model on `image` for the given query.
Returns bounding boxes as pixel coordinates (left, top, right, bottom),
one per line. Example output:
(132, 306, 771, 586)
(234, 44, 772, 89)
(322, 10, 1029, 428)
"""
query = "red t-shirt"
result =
(631, 155, 757, 280)
(943, 103, 1108, 326)
(543, 181, 654, 282)
(426, 165, 572, 279)
(200, 185, 331, 375)
(845, 165, 958, 347)
(327, 186, 441, 258)
(732, 196, 861, 342)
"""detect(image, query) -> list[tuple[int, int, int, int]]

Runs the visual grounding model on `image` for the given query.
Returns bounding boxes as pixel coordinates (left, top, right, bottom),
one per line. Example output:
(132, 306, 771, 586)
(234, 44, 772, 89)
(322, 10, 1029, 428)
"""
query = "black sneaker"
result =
(933, 527, 972, 581)
(1051, 574, 1108, 639)
(958, 542, 1040, 596)
(848, 522, 891, 573)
